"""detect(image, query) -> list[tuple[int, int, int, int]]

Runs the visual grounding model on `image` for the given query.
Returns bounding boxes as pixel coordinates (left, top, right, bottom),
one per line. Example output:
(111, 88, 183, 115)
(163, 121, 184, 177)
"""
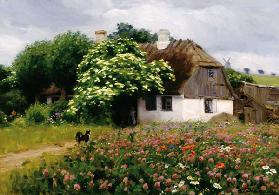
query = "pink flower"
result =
(42, 168, 49, 177)
(232, 188, 238, 194)
(89, 180, 94, 189)
(121, 164, 128, 169)
(74, 183, 80, 191)
(242, 173, 249, 180)
(260, 186, 266, 191)
(198, 156, 204, 161)
(165, 178, 172, 186)
(154, 181, 161, 189)
(208, 158, 214, 163)
(215, 173, 222, 178)
(143, 183, 149, 190)
(63, 175, 70, 183)
(158, 176, 164, 181)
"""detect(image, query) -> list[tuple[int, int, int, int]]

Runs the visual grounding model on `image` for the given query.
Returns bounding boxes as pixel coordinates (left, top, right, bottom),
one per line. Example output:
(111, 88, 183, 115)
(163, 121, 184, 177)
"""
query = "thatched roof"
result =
(41, 83, 61, 96)
(139, 39, 226, 95)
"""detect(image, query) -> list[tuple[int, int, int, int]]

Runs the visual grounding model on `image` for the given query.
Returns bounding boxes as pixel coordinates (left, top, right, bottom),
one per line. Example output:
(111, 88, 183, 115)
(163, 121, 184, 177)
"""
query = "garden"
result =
(0, 23, 278, 194)
(9, 122, 279, 194)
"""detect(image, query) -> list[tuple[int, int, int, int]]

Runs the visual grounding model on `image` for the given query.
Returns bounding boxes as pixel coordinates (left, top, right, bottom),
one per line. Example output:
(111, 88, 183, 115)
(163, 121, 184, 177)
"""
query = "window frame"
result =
(145, 95, 157, 111)
(204, 98, 214, 113)
(161, 96, 172, 111)
(207, 69, 217, 81)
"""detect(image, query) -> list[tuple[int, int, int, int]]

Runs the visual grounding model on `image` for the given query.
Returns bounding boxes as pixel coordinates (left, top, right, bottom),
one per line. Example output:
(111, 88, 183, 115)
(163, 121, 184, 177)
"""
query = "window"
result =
(145, 96, 157, 111)
(161, 96, 172, 111)
(204, 99, 214, 113)
(208, 69, 216, 81)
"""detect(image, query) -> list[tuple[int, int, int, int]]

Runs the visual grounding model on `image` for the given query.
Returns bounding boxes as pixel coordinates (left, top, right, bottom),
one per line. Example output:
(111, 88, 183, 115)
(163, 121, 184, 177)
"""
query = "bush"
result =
(0, 90, 28, 115)
(224, 68, 255, 88)
(25, 103, 49, 124)
(0, 111, 7, 126)
(49, 100, 68, 116)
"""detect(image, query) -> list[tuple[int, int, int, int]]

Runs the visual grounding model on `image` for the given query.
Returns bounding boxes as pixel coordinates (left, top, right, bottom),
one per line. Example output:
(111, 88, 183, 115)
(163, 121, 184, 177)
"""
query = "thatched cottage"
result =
(137, 29, 236, 122)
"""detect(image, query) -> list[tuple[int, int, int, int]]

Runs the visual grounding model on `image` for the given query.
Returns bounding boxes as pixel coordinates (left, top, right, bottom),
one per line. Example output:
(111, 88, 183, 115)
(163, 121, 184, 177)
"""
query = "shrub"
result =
(49, 100, 68, 116)
(0, 111, 7, 126)
(0, 90, 28, 115)
(224, 68, 255, 88)
(25, 103, 49, 124)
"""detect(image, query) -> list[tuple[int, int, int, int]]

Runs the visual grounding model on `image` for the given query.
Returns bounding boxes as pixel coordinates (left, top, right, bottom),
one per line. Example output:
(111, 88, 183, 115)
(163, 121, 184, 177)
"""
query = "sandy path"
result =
(0, 142, 75, 173)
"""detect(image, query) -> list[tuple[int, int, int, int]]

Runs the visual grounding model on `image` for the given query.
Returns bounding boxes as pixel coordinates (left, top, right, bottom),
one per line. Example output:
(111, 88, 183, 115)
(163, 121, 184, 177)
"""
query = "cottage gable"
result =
(139, 40, 236, 99)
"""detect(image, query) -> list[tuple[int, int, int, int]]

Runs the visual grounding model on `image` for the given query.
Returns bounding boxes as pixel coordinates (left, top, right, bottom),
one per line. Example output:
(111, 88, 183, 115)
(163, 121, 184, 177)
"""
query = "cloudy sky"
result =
(1, 0, 279, 74)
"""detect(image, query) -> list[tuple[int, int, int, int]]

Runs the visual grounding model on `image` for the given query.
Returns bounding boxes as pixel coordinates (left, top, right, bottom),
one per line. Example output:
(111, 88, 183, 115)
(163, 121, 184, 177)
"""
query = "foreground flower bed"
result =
(11, 123, 279, 194)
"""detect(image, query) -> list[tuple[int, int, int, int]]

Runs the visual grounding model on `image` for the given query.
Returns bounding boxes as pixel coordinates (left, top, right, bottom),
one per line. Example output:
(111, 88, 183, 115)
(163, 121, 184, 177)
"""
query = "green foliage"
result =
(0, 64, 9, 81)
(0, 65, 16, 93)
(25, 103, 49, 124)
(50, 31, 92, 91)
(12, 41, 52, 102)
(0, 111, 8, 126)
(68, 38, 174, 118)
(224, 68, 255, 88)
(49, 100, 68, 116)
(108, 23, 157, 43)
(0, 90, 27, 114)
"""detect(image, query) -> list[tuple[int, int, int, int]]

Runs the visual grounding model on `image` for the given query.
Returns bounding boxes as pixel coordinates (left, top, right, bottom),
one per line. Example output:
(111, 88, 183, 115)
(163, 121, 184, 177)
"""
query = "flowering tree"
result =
(68, 38, 174, 118)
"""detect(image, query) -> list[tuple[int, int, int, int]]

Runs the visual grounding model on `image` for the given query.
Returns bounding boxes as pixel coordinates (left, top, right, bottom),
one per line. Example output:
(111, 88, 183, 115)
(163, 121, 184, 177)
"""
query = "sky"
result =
(0, 0, 279, 74)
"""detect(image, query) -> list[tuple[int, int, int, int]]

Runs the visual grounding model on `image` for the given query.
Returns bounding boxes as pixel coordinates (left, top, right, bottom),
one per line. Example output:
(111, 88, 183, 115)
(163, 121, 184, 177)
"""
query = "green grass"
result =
(252, 74, 279, 86)
(0, 123, 114, 155)
(0, 153, 63, 194)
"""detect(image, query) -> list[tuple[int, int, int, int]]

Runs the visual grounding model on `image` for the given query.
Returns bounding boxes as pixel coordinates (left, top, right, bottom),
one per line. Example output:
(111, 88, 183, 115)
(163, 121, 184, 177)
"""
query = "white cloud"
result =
(0, 0, 279, 75)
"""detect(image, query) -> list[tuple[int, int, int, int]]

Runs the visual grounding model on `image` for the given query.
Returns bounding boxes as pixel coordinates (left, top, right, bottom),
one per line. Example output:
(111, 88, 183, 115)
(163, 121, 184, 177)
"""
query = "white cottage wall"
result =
(137, 96, 233, 123)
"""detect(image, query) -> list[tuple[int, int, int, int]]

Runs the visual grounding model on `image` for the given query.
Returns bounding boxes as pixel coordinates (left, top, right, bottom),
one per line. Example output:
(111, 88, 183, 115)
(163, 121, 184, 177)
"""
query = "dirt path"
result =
(0, 142, 75, 173)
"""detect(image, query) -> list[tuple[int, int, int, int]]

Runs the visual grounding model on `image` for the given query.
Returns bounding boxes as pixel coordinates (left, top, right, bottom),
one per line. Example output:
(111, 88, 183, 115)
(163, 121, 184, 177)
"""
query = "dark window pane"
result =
(162, 96, 172, 111)
(145, 96, 157, 111)
(208, 69, 215, 78)
(204, 99, 213, 113)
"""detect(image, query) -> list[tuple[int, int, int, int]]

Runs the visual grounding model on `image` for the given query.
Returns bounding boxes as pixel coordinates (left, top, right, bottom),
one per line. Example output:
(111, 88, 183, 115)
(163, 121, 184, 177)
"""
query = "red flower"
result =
(216, 162, 225, 169)
(181, 144, 195, 152)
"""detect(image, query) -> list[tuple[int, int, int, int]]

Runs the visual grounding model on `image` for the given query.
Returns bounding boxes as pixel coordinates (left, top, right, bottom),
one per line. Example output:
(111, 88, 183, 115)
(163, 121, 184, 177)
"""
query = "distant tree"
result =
(50, 31, 92, 97)
(108, 23, 176, 43)
(0, 64, 9, 81)
(243, 68, 250, 74)
(258, 69, 265, 75)
(12, 41, 52, 102)
(225, 68, 255, 88)
(0, 89, 27, 114)
(108, 23, 157, 43)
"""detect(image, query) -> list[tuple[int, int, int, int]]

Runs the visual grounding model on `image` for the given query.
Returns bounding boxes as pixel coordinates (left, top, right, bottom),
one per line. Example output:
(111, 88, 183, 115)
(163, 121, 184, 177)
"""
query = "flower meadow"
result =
(11, 123, 278, 194)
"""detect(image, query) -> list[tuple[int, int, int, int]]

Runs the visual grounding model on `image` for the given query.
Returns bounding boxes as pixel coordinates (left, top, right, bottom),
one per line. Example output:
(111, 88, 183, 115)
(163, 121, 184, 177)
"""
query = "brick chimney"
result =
(156, 29, 170, 49)
(95, 30, 107, 43)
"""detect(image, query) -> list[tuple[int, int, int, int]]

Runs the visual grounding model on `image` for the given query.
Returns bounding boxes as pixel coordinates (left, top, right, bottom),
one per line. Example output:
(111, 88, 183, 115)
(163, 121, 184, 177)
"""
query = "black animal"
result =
(75, 130, 91, 144)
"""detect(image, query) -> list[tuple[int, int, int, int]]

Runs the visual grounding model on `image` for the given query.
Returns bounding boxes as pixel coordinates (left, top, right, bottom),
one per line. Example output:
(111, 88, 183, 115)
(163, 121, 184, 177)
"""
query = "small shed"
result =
(234, 82, 279, 123)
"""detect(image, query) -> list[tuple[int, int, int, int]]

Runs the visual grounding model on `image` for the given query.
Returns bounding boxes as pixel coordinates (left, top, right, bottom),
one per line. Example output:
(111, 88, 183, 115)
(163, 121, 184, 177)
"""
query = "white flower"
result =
(213, 183, 222, 189)
(178, 180, 185, 187)
(262, 165, 270, 170)
(270, 169, 277, 174)
(190, 181, 199, 185)
(235, 158, 241, 164)
(178, 163, 185, 169)
(266, 171, 273, 175)
(187, 176, 194, 181)
(164, 164, 170, 169)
